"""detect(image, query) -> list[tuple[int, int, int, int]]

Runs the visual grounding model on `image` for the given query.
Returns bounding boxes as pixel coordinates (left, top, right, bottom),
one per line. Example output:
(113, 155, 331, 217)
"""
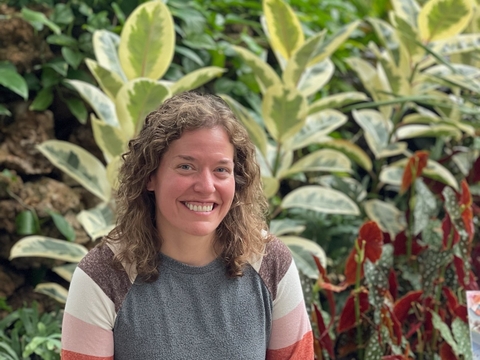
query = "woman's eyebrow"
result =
(174, 155, 233, 165)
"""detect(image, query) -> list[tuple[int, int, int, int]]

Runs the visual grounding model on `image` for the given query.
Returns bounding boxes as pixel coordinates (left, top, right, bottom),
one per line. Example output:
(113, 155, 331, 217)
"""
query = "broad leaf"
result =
(413, 179, 438, 235)
(76, 202, 115, 240)
(395, 124, 462, 140)
(262, 176, 280, 199)
(10, 236, 88, 262)
(0, 104, 11, 116)
(282, 185, 360, 215)
(280, 149, 351, 178)
(391, 0, 420, 28)
(93, 30, 127, 81)
(119, 1, 175, 80)
(298, 58, 335, 97)
(85, 58, 124, 99)
(280, 235, 327, 278)
(35, 283, 68, 304)
(37, 140, 111, 201)
(0, 66, 28, 99)
(29, 87, 53, 111)
(400, 150, 429, 194)
(170, 67, 225, 95)
(269, 219, 305, 236)
(431, 311, 459, 356)
(364, 199, 406, 237)
(263, 0, 304, 60)
(91, 114, 126, 163)
(433, 33, 480, 56)
(308, 92, 369, 115)
(316, 139, 373, 172)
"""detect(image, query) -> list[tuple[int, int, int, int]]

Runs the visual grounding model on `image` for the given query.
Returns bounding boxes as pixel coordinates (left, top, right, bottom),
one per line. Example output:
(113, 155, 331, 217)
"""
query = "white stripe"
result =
(272, 260, 305, 320)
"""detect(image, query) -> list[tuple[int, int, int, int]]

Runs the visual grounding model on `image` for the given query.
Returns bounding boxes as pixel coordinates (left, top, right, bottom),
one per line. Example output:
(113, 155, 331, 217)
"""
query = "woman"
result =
(61, 91, 313, 359)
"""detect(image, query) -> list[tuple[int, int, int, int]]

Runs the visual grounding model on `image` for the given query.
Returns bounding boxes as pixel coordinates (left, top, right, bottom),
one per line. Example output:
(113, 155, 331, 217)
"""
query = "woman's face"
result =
(147, 126, 236, 243)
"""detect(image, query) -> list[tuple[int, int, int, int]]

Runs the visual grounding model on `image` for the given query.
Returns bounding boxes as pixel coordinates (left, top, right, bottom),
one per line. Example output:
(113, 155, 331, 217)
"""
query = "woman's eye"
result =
(179, 164, 192, 170)
(216, 167, 230, 173)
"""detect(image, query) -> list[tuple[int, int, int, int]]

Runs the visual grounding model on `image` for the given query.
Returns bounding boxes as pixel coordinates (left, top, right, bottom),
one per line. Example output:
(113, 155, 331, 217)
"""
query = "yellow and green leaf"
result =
(280, 149, 352, 178)
(391, 0, 421, 28)
(364, 199, 406, 237)
(308, 92, 369, 114)
(91, 114, 127, 163)
(170, 67, 225, 95)
(297, 58, 335, 97)
(316, 139, 373, 172)
(85, 58, 124, 100)
(10, 236, 88, 262)
(92, 30, 127, 82)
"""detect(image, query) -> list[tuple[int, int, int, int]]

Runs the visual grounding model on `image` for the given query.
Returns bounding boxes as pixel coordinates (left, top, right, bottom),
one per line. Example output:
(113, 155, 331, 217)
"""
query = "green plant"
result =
(0, 302, 62, 360)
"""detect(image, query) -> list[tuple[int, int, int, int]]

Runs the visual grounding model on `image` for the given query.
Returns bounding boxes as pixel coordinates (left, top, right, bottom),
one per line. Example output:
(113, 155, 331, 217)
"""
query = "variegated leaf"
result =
(280, 149, 351, 178)
(52, 263, 77, 282)
(298, 58, 335, 97)
(413, 179, 438, 235)
(262, 176, 279, 199)
(106, 155, 122, 191)
(431, 311, 459, 356)
(391, 0, 421, 28)
(66, 79, 119, 127)
(368, 17, 402, 64)
(379, 165, 404, 186)
(284, 109, 347, 151)
(283, 31, 326, 87)
(364, 199, 407, 237)
(220, 94, 267, 157)
(91, 114, 126, 163)
(418, 0, 473, 42)
(232, 46, 282, 94)
(93, 30, 127, 81)
(308, 92, 369, 115)
(263, 0, 304, 60)
(37, 140, 111, 201)
(280, 235, 327, 277)
(170, 66, 225, 95)
(119, 1, 175, 80)
(316, 139, 373, 172)
(282, 185, 360, 215)
(115, 78, 170, 139)
(10, 236, 88, 262)
(262, 84, 307, 142)
(452, 318, 474, 359)
(260, 16, 288, 71)
(77, 202, 116, 241)
(85, 58, 124, 99)
(35, 283, 68, 304)
(395, 124, 462, 140)
(314, 175, 367, 202)
(401, 113, 441, 124)
(433, 33, 480, 55)
(269, 218, 305, 236)
(371, 41, 409, 95)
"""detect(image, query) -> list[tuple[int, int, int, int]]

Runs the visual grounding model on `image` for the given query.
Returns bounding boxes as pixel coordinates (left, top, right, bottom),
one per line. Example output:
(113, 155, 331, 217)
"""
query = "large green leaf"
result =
(119, 1, 175, 80)
(37, 140, 111, 201)
(262, 176, 280, 199)
(10, 236, 88, 262)
(284, 109, 346, 151)
(257, 143, 293, 178)
(298, 58, 335, 97)
(283, 31, 326, 87)
(85, 58, 124, 100)
(316, 139, 373, 172)
(452, 318, 473, 360)
(280, 149, 351, 178)
(269, 218, 305, 236)
(35, 283, 68, 304)
(391, 0, 421, 28)
(0, 66, 28, 99)
(66, 79, 119, 127)
(91, 114, 126, 163)
(364, 199, 406, 237)
(220, 94, 267, 157)
(170, 67, 225, 95)
(282, 185, 360, 215)
(262, 85, 307, 143)
(115, 78, 170, 139)
(433, 34, 480, 55)
(263, 0, 304, 60)
(232, 46, 282, 93)
(280, 235, 327, 278)
(395, 123, 462, 140)
(314, 175, 367, 203)
(93, 30, 127, 81)
(77, 202, 116, 241)
(379, 165, 404, 187)
(418, 0, 473, 42)
(308, 92, 369, 115)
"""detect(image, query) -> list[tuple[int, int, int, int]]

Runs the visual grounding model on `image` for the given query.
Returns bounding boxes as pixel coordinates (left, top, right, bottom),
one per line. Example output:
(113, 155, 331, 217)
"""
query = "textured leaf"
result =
(269, 219, 305, 236)
(37, 140, 111, 201)
(393, 14, 424, 61)
(400, 150, 429, 194)
(431, 311, 459, 356)
(368, 17, 402, 64)
(452, 317, 473, 359)
(316, 139, 372, 172)
(262, 85, 307, 142)
(170, 67, 225, 95)
(0, 67, 28, 99)
(364, 199, 407, 237)
(232, 46, 282, 93)
(263, 0, 304, 60)
(91, 114, 126, 163)
(315, 175, 367, 203)
(413, 179, 437, 235)
(282, 185, 360, 215)
(85, 58, 124, 99)
(119, 1, 175, 79)
(115, 78, 170, 138)
(391, 0, 420, 27)
(308, 92, 369, 115)
(93, 30, 127, 81)
(418, 0, 473, 42)
(281, 149, 351, 178)
(280, 235, 327, 278)
(433, 34, 480, 56)
(379, 165, 405, 187)
(256, 143, 293, 178)
(10, 236, 87, 262)
(66, 79, 119, 127)
(76, 202, 115, 241)
(35, 283, 68, 304)
(297, 58, 335, 97)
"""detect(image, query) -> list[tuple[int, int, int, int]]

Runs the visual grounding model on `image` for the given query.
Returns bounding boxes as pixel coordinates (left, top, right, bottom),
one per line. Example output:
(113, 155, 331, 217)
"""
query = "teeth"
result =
(185, 203, 213, 212)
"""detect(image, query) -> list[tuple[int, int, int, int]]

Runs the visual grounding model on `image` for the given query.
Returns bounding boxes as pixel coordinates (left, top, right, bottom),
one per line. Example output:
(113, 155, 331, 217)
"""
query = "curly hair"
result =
(105, 91, 271, 281)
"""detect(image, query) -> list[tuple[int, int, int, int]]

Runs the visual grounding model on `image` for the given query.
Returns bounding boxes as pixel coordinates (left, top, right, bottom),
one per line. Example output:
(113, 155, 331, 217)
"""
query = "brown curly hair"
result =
(105, 91, 271, 281)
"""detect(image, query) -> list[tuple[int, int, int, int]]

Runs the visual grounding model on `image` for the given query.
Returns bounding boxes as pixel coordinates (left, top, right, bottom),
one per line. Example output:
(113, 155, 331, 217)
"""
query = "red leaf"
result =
(388, 269, 399, 300)
(381, 307, 402, 346)
(313, 304, 335, 358)
(455, 305, 467, 323)
(337, 290, 369, 333)
(359, 221, 383, 263)
(439, 342, 457, 360)
(394, 290, 423, 322)
(400, 150, 429, 194)
(393, 231, 425, 256)
(442, 286, 459, 315)
(313, 255, 336, 330)
(344, 248, 360, 286)
(442, 214, 460, 249)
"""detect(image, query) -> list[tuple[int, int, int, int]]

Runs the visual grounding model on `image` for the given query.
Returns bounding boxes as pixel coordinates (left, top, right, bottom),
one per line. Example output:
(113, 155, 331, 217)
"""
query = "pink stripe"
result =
(62, 312, 114, 357)
(269, 301, 312, 350)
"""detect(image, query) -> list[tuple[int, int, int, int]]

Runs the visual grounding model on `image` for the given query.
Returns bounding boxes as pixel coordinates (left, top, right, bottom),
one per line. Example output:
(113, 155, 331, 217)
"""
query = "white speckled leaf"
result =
(10, 236, 88, 262)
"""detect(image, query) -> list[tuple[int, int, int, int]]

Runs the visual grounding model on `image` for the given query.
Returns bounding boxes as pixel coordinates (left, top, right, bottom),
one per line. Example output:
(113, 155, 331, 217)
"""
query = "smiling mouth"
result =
(183, 202, 216, 212)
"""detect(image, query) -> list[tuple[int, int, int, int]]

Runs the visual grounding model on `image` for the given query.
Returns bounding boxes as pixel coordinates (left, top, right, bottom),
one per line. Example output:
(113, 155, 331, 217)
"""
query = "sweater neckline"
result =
(159, 253, 224, 275)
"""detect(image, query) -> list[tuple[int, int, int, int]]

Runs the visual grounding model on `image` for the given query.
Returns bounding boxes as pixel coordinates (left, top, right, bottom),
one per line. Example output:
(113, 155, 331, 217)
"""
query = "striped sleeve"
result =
(256, 237, 314, 360)
(61, 245, 133, 360)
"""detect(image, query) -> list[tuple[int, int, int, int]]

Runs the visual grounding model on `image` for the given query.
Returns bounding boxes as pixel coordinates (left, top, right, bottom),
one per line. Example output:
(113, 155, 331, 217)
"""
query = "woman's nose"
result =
(193, 170, 215, 193)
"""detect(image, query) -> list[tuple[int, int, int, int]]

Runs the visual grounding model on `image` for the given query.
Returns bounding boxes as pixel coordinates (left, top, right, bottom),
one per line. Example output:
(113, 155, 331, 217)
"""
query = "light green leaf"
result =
(452, 318, 473, 359)
(65, 98, 87, 124)
(316, 139, 373, 172)
(431, 311, 459, 356)
(308, 92, 369, 114)
(379, 165, 404, 186)
(418, 0, 473, 42)
(391, 0, 420, 28)
(269, 219, 305, 236)
(119, 1, 175, 80)
(282, 185, 360, 215)
(76, 202, 115, 241)
(52, 263, 77, 282)
(0, 67, 28, 99)
(314, 175, 367, 203)
(85, 58, 124, 100)
(29, 87, 53, 111)
(262, 176, 280, 199)
(21, 8, 61, 34)
(91, 114, 126, 163)
(280, 235, 327, 278)
(37, 140, 111, 201)
(257, 143, 293, 178)
(93, 30, 127, 81)
(413, 179, 437, 235)
(10, 236, 88, 262)
(66, 79, 119, 127)
(395, 124, 462, 140)
(0, 104, 11, 116)
(433, 34, 480, 56)
(263, 0, 304, 60)
(46, 210, 76, 242)
(232, 46, 282, 93)
(298, 58, 335, 97)
(281, 149, 351, 178)
(284, 109, 346, 151)
(368, 17, 401, 63)
(61, 47, 83, 69)
(16, 210, 39, 235)
(262, 85, 307, 142)
(220, 94, 267, 157)
(170, 67, 225, 95)
(115, 78, 170, 138)
(364, 199, 407, 237)
(422, 159, 459, 190)
(35, 283, 68, 304)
